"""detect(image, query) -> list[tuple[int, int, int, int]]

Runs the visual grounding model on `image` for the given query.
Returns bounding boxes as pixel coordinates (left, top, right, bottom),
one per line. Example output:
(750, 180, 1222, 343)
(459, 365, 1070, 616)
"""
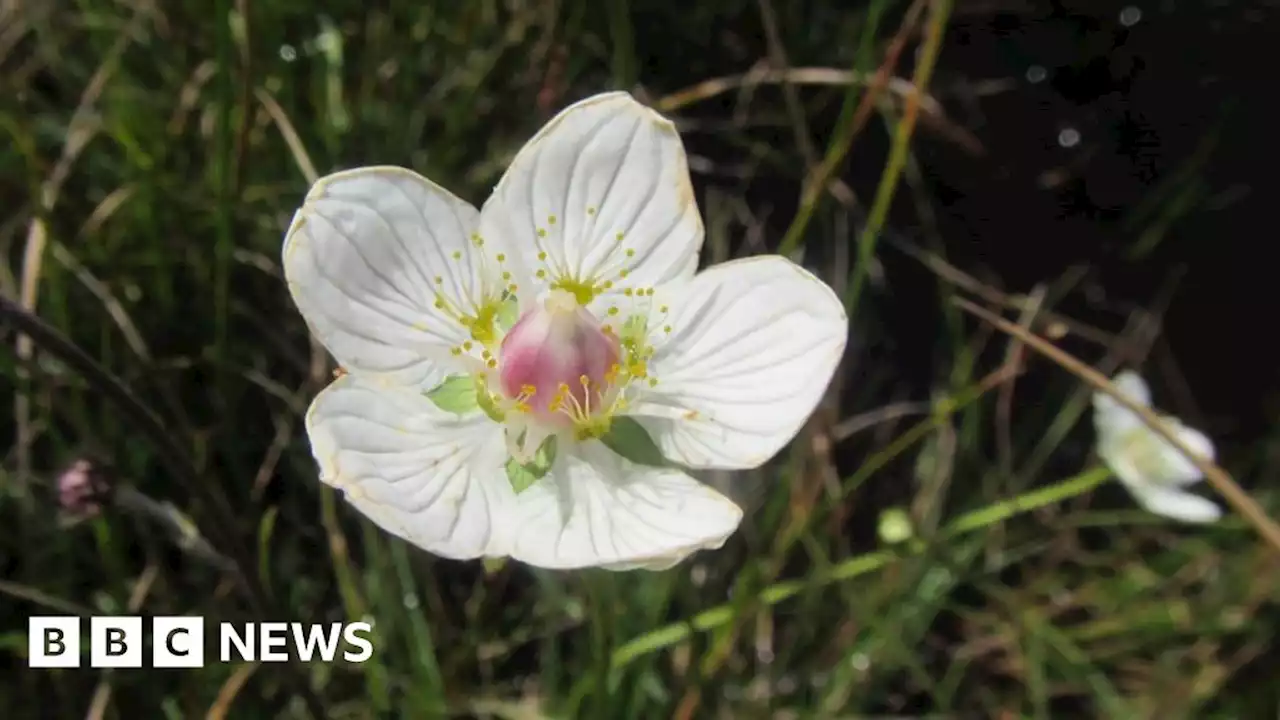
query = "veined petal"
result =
(1129, 485, 1222, 523)
(1092, 370, 1153, 437)
(305, 374, 513, 560)
(284, 167, 518, 385)
(629, 256, 847, 469)
(506, 442, 742, 569)
(602, 552, 696, 572)
(479, 92, 701, 309)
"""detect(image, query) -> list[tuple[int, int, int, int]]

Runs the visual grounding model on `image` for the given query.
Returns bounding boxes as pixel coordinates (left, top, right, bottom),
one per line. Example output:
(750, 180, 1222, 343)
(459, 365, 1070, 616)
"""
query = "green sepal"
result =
(600, 416, 672, 468)
(505, 434, 557, 494)
(424, 374, 479, 415)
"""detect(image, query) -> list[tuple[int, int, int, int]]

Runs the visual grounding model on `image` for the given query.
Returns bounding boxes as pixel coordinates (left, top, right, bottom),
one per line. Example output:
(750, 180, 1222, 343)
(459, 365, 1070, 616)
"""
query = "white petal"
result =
(1096, 433, 1148, 495)
(1130, 485, 1222, 523)
(629, 256, 847, 469)
(1152, 418, 1216, 486)
(1097, 412, 1216, 491)
(305, 374, 513, 560)
(1092, 370, 1151, 437)
(479, 92, 701, 306)
(507, 442, 742, 570)
(284, 167, 516, 386)
(602, 554, 689, 572)
(1110, 370, 1152, 406)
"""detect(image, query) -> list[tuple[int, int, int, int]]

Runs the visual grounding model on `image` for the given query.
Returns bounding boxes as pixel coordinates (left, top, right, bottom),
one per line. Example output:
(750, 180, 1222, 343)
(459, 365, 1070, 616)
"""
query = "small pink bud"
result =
(57, 459, 108, 520)
(499, 290, 620, 421)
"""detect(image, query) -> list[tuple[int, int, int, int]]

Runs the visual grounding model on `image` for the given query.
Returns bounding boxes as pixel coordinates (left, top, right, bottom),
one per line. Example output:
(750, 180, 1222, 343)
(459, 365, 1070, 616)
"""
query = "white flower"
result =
(281, 92, 849, 569)
(1092, 370, 1221, 523)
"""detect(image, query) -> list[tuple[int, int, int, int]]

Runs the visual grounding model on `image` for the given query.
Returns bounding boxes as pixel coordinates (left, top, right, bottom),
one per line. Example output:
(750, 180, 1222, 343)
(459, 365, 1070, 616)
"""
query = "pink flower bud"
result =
(57, 459, 108, 520)
(499, 290, 620, 422)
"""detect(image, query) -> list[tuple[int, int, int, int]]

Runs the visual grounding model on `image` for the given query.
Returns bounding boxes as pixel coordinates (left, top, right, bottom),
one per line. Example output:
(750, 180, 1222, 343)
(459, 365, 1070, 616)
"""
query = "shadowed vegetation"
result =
(3, 0, 1278, 717)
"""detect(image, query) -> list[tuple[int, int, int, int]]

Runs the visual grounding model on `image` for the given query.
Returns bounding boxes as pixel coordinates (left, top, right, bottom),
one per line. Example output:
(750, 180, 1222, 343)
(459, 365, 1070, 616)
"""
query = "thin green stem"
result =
(844, 0, 953, 318)
(213, 0, 234, 370)
(607, 0, 636, 89)
(776, 0, 893, 257)
(610, 465, 1111, 669)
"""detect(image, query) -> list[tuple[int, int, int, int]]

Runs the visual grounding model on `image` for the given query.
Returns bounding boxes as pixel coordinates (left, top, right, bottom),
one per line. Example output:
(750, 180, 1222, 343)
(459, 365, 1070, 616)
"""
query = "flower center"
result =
(498, 290, 623, 434)
(419, 230, 680, 465)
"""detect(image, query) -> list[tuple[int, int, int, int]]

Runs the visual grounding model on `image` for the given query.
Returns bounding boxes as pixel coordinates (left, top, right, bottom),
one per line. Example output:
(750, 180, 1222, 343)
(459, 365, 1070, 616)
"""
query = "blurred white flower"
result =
(1092, 370, 1221, 523)
(282, 92, 848, 569)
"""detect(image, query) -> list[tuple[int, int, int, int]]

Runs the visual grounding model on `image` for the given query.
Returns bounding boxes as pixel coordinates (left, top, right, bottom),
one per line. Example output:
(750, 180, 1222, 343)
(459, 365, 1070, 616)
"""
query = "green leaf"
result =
(600, 416, 671, 468)
(424, 374, 479, 414)
(505, 435, 557, 494)
(497, 292, 521, 331)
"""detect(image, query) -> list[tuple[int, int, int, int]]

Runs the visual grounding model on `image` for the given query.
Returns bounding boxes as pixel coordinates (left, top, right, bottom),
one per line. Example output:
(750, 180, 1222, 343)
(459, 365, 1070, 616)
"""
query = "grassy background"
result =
(3, 0, 1278, 717)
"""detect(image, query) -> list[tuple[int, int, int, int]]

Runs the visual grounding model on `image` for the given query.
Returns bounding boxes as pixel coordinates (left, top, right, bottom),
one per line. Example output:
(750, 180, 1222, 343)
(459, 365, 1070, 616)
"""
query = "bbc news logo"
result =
(28, 616, 373, 668)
